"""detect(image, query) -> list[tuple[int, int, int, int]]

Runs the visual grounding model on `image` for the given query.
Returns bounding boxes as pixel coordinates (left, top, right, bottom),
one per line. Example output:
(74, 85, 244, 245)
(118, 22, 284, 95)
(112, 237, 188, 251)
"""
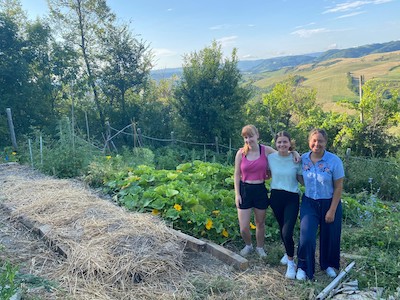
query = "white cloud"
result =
(291, 28, 329, 38)
(326, 43, 339, 50)
(323, 0, 392, 14)
(294, 22, 316, 29)
(216, 36, 238, 47)
(241, 54, 258, 59)
(336, 11, 365, 18)
(209, 24, 231, 30)
(153, 48, 176, 57)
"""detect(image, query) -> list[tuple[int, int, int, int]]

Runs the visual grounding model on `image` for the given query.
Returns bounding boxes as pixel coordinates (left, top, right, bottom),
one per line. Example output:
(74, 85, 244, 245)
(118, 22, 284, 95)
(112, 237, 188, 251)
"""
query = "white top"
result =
(268, 152, 302, 193)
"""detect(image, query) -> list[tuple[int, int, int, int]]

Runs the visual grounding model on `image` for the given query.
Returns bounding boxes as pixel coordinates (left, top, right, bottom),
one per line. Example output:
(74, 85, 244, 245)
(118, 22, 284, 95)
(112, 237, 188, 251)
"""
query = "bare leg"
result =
(237, 208, 252, 245)
(254, 208, 266, 247)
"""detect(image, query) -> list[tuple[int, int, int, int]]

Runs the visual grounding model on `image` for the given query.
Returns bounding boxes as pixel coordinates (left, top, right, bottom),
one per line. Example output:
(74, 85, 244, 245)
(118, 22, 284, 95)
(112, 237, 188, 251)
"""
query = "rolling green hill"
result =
(247, 51, 400, 113)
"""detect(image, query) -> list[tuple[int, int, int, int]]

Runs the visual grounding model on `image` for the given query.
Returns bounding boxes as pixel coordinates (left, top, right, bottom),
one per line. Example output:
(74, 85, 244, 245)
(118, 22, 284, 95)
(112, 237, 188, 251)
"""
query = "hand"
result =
(325, 209, 335, 223)
(235, 195, 242, 208)
(292, 151, 301, 163)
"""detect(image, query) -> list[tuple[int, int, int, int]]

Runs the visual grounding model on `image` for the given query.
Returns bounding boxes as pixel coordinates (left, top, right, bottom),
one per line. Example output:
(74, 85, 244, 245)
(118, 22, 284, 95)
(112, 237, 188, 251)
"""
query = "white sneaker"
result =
(280, 253, 288, 265)
(240, 244, 253, 256)
(296, 268, 306, 280)
(255, 247, 267, 258)
(326, 267, 337, 278)
(285, 261, 296, 279)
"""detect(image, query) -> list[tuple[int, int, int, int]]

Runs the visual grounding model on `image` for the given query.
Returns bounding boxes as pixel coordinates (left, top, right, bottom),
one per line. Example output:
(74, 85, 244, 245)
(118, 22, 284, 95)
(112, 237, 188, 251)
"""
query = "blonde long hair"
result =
(241, 125, 259, 156)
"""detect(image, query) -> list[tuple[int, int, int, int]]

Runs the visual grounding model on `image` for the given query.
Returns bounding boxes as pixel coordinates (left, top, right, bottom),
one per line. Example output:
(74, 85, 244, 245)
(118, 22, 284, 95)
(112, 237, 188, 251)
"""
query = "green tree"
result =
(338, 80, 400, 157)
(249, 76, 323, 149)
(99, 23, 153, 128)
(174, 41, 250, 144)
(48, 0, 117, 130)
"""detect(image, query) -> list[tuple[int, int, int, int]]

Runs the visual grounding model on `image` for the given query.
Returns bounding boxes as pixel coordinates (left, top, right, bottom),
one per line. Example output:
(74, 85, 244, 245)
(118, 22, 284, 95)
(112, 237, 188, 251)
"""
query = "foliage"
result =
(343, 156, 400, 202)
(174, 40, 251, 144)
(0, 261, 18, 300)
(17, 119, 101, 178)
(85, 159, 281, 244)
(341, 195, 400, 295)
(335, 80, 400, 156)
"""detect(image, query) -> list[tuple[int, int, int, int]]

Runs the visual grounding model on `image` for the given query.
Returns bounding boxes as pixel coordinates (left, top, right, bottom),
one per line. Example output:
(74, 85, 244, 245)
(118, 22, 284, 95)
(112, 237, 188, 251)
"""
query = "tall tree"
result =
(174, 41, 250, 143)
(48, 0, 117, 129)
(337, 80, 400, 156)
(99, 23, 153, 127)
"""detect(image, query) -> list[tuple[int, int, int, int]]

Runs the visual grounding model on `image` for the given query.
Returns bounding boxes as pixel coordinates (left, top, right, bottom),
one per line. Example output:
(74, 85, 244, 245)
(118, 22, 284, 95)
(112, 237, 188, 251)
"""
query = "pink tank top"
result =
(240, 144, 269, 181)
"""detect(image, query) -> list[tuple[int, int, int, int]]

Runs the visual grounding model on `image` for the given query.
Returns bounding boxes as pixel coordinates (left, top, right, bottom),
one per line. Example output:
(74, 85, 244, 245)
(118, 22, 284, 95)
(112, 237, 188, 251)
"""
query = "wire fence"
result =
(105, 122, 237, 155)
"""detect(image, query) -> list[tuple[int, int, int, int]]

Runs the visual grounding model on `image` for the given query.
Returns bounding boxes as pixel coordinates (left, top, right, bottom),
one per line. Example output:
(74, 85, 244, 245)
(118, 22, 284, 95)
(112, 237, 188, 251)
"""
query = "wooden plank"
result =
(172, 229, 207, 252)
(205, 241, 249, 271)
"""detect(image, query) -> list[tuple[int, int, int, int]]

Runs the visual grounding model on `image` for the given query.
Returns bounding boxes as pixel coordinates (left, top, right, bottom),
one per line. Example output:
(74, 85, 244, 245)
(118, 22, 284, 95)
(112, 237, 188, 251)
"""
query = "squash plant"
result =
(100, 160, 243, 243)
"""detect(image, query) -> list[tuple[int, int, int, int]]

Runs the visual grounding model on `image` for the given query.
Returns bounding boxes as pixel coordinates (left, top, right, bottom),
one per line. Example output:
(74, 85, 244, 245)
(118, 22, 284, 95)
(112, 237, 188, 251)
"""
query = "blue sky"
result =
(19, 0, 400, 69)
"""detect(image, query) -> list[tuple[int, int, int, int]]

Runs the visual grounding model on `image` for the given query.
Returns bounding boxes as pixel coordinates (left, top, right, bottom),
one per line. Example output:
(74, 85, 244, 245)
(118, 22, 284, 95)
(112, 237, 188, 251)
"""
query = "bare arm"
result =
(297, 174, 304, 186)
(234, 150, 243, 208)
(325, 177, 344, 223)
(264, 145, 300, 163)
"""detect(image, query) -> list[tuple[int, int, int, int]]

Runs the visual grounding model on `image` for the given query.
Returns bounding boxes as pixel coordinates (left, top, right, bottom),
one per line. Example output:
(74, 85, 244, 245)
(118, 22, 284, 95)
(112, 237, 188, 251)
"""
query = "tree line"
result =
(1, 0, 399, 158)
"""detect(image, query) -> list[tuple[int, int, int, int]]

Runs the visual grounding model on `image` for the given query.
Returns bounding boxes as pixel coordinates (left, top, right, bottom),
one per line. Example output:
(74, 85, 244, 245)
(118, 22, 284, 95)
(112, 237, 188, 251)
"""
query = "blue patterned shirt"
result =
(301, 150, 345, 200)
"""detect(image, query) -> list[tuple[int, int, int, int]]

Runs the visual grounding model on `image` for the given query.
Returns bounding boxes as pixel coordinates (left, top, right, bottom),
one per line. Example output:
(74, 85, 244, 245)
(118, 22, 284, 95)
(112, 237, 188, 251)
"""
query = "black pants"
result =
(270, 189, 300, 258)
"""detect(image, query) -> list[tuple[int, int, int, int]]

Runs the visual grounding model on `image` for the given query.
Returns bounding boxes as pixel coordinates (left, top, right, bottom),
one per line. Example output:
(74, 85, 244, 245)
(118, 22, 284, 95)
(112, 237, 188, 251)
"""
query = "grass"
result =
(248, 51, 400, 113)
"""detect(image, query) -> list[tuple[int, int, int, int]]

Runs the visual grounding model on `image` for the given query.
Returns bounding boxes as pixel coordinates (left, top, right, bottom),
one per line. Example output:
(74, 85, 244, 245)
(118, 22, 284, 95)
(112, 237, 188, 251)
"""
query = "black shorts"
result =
(239, 181, 269, 209)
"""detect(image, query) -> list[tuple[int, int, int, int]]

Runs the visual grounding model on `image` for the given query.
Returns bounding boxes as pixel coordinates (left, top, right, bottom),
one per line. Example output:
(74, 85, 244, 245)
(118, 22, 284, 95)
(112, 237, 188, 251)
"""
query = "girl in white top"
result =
(268, 131, 303, 279)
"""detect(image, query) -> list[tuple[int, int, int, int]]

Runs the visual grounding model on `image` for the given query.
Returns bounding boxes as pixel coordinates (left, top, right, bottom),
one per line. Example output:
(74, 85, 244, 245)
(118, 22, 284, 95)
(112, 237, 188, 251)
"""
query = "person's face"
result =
(309, 132, 327, 154)
(243, 133, 258, 148)
(276, 136, 290, 154)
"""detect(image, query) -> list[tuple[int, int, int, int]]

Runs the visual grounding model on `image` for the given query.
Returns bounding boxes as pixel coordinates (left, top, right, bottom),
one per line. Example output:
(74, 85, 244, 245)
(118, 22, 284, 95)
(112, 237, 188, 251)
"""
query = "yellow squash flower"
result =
(250, 222, 256, 230)
(174, 204, 182, 211)
(151, 209, 159, 215)
(106, 155, 112, 160)
(205, 219, 213, 230)
(222, 229, 229, 237)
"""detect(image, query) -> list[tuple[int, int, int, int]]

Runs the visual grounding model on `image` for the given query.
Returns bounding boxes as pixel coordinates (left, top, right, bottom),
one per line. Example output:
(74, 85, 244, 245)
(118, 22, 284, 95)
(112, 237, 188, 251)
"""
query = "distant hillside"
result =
(249, 50, 400, 113)
(151, 40, 400, 79)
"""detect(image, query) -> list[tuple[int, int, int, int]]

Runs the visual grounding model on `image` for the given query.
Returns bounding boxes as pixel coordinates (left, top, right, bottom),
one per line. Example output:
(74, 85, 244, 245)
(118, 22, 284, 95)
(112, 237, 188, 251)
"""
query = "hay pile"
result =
(0, 163, 189, 299)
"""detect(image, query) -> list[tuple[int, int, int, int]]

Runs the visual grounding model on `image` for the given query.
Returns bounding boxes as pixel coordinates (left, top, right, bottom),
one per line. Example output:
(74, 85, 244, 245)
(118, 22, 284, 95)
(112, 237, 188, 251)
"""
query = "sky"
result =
(18, 0, 400, 69)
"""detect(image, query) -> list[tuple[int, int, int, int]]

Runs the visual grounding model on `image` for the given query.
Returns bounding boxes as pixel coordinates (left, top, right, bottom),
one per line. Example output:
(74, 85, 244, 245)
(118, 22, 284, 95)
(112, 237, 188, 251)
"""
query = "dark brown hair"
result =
(308, 128, 328, 142)
(275, 131, 295, 151)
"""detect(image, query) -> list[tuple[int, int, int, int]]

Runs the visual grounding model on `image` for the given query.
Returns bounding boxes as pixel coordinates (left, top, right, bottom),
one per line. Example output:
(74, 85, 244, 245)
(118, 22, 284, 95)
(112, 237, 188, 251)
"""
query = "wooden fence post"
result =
(6, 108, 18, 151)
(28, 139, 33, 167)
(85, 111, 90, 141)
(40, 135, 43, 165)
(137, 128, 142, 147)
(132, 120, 137, 149)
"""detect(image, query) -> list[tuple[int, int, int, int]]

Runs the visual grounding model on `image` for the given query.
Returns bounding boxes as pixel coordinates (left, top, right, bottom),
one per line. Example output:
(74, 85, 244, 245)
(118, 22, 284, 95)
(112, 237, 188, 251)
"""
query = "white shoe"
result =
(280, 253, 288, 265)
(285, 261, 296, 279)
(326, 267, 337, 278)
(296, 268, 306, 280)
(240, 244, 253, 256)
(255, 247, 267, 258)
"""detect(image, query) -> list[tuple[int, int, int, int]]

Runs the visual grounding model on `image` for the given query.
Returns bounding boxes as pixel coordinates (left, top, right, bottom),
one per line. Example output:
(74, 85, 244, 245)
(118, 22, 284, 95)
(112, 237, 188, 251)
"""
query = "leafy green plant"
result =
(341, 196, 400, 296)
(0, 261, 18, 300)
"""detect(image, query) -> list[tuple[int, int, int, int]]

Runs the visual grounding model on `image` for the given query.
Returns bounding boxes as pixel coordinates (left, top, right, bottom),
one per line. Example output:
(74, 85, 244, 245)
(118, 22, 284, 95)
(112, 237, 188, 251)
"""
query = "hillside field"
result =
(248, 51, 400, 113)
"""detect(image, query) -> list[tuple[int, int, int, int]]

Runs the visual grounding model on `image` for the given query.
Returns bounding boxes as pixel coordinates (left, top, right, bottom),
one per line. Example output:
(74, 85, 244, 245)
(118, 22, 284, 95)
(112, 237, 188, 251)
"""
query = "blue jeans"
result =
(297, 195, 342, 279)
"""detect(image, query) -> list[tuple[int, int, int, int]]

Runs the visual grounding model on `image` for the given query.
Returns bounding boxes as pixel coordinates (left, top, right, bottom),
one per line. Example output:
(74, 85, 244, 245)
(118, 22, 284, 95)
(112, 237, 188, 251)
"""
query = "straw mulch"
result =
(0, 163, 312, 300)
(0, 163, 189, 299)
